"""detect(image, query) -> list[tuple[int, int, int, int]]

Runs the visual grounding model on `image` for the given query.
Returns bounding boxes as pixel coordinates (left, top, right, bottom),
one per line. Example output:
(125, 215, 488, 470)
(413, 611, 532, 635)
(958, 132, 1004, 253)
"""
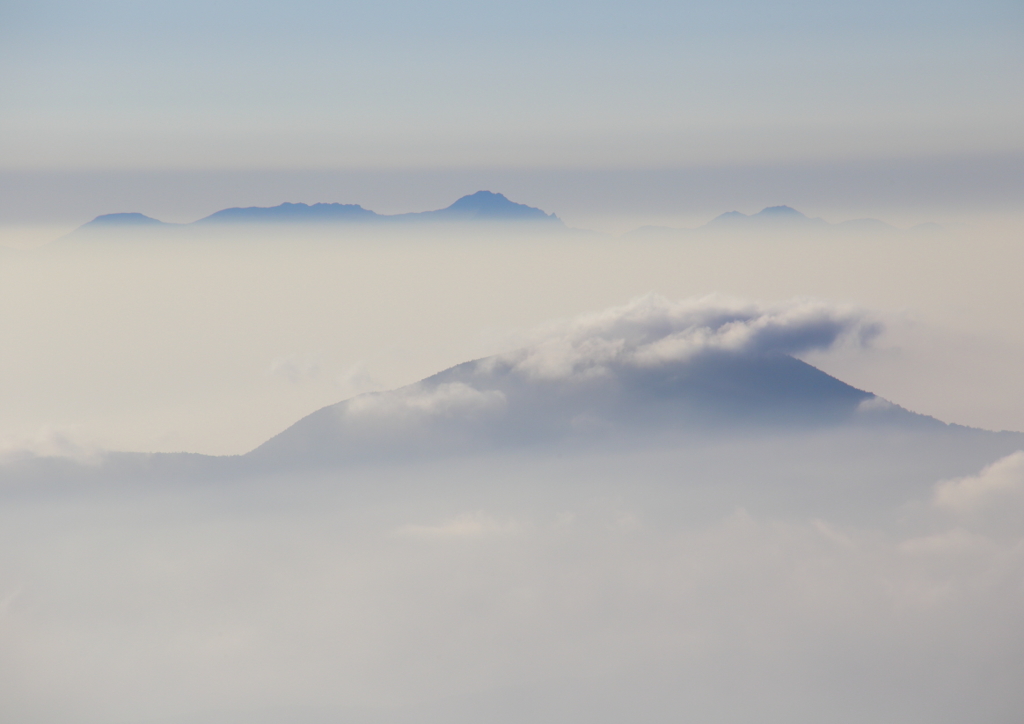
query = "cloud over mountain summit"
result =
(504, 294, 880, 380)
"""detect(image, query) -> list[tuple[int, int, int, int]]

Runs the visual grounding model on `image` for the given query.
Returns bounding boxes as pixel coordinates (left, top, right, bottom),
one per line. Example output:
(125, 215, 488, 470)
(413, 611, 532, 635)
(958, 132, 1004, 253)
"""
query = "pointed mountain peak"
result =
(711, 210, 749, 222)
(446, 190, 514, 210)
(704, 205, 822, 229)
(86, 212, 165, 226)
(436, 190, 561, 222)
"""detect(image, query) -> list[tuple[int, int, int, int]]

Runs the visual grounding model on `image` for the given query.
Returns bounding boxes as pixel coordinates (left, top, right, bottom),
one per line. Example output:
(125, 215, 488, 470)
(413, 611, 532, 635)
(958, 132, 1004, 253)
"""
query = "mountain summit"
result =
(708, 205, 824, 227)
(410, 190, 560, 222)
(79, 212, 167, 229)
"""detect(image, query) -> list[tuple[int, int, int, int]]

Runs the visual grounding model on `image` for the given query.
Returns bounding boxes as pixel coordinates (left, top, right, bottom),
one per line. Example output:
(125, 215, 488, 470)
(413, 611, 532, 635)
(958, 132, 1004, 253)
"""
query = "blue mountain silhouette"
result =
(398, 190, 560, 222)
(627, 206, 902, 238)
(198, 202, 378, 224)
(70, 191, 561, 237)
(707, 205, 826, 227)
(247, 346, 946, 468)
(84, 212, 168, 227)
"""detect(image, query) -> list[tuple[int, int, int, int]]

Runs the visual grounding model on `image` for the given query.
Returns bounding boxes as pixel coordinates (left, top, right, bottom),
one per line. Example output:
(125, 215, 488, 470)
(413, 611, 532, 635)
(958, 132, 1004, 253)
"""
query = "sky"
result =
(1, 0, 1022, 232)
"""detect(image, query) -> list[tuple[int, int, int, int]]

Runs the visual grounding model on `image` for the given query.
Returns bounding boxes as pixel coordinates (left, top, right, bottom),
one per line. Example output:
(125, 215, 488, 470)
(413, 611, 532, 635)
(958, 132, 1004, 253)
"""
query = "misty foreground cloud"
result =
(3, 439, 1024, 724)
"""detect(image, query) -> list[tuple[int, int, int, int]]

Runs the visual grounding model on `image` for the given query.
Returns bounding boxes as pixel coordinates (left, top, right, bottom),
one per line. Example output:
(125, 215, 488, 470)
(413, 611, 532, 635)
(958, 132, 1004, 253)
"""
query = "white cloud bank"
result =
(347, 382, 507, 420)
(931, 450, 1024, 538)
(934, 450, 1024, 512)
(0, 426, 102, 464)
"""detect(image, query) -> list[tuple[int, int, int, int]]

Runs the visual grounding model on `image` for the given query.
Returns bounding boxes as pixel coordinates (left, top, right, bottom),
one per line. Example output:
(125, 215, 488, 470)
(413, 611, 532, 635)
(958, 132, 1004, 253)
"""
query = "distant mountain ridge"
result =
(72, 191, 562, 235)
(199, 202, 378, 224)
(627, 205, 955, 238)
(86, 212, 167, 226)
(70, 198, 955, 241)
(708, 205, 828, 227)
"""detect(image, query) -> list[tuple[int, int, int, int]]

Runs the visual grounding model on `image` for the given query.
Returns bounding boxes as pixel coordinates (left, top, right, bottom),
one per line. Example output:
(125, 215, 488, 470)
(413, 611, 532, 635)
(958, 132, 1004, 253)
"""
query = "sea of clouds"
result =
(1, 442, 1023, 723)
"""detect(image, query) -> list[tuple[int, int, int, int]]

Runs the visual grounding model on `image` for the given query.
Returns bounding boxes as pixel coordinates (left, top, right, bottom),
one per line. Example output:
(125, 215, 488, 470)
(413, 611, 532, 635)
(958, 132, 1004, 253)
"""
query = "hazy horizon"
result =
(3, 0, 1023, 240)
(3, 155, 1023, 244)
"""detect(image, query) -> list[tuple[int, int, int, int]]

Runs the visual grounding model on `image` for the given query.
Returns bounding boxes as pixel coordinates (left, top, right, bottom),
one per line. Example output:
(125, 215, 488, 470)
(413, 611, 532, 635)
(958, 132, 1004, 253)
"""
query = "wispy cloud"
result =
(348, 382, 506, 420)
(934, 451, 1024, 513)
(268, 355, 321, 384)
(0, 426, 103, 463)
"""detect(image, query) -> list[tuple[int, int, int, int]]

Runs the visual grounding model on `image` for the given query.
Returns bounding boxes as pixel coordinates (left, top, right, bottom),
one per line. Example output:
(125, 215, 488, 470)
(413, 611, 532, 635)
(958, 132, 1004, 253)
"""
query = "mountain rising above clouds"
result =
(624, 205, 938, 238)
(197, 201, 378, 224)
(250, 350, 880, 466)
(707, 205, 826, 227)
(398, 190, 559, 222)
(67, 191, 562, 238)
(82, 212, 167, 226)
(249, 296, 952, 467)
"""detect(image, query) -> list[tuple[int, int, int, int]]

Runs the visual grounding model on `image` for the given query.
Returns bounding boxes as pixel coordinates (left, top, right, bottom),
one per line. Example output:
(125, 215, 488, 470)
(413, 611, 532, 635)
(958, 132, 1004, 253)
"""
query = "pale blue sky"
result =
(1, 0, 1022, 225)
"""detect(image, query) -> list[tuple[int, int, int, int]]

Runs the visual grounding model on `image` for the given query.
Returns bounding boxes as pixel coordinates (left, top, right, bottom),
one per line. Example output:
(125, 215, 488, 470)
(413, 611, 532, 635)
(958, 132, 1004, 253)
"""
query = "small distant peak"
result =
(87, 212, 164, 226)
(708, 210, 749, 224)
(755, 205, 804, 218)
(449, 190, 510, 207)
(438, 190, 561, 222)
(57, 211, 169, 241)
(704, 206, 822, 229)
